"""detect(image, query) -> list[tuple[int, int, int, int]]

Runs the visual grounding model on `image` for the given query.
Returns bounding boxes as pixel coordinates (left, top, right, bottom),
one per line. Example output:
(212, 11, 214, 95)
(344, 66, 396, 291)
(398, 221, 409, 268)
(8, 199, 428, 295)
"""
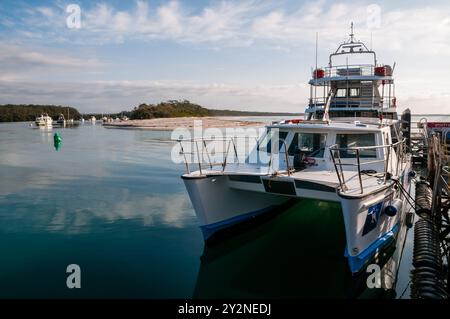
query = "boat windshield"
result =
(336, 133, 376, 158)
(257, 129, 288, 154)
(256, 130, 327, 158)
(289, 132, 327, 158)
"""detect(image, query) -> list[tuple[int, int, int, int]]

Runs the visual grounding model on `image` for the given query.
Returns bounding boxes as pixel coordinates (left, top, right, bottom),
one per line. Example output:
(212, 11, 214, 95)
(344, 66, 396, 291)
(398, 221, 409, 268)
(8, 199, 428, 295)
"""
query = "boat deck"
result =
(185, 164, 388, 198)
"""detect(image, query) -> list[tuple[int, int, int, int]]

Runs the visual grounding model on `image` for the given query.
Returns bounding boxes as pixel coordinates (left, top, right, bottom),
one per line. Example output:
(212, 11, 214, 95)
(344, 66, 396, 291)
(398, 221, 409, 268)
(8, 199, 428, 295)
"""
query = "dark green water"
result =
(0, 122, 413, 298)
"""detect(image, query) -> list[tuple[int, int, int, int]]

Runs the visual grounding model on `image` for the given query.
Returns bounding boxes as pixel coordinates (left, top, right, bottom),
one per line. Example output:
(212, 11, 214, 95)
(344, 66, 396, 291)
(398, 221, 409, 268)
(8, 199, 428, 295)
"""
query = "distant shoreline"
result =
(103, 117, 267, 131)
(0, 113, 447, 125)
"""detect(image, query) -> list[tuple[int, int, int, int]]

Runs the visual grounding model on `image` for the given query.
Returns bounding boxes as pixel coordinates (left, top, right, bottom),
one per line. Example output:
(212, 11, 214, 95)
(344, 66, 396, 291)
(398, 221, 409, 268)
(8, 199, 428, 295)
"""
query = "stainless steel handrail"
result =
(308, 96, 392, 108)
(328, 138, 406, 193)
(267, 139, 292, 176)
(177, 135, 292, 176)
(177, 136, 260, 175)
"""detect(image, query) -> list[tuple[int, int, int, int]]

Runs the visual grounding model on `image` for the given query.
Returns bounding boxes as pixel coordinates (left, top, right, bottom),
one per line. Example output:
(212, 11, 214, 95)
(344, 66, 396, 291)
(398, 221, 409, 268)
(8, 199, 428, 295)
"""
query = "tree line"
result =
(0, 105, 81, 122)
(0, 101, 301, 122)
(130, 100, 299, 119)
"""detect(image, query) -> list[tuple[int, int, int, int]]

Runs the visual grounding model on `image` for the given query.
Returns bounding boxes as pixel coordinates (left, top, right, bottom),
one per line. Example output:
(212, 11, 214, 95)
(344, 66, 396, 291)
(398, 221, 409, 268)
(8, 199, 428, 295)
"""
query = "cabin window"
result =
(288, 133, 327, 158)
(349, 88, 360, 97)
(257, 130, 288, 154)
(278, 131, 288, 151)
(336, 88, 347, 98)
(336, 133, 376, 158)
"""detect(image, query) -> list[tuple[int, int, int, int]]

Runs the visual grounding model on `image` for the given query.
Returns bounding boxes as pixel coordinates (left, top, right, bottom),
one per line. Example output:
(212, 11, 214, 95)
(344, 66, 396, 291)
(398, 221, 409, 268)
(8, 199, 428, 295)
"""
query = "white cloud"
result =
(1, 78, 447, 114)
(9, 1, 449, 54)
(157, 1, 183, 36)
(36, 6, 54, 18)
(0, 79, 305, 113)
(0, 43, 104, 81)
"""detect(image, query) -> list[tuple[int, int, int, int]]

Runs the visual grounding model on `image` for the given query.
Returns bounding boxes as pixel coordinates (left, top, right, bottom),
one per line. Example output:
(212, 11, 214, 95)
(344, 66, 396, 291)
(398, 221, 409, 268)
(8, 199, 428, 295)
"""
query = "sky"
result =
(0, 0, 450, 114)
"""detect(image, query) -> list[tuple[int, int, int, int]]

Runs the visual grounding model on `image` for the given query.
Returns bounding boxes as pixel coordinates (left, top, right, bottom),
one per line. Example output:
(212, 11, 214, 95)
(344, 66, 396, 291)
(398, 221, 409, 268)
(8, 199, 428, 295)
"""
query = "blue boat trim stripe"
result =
(200, 205, 276, 239)
(345, 222, 400, 273)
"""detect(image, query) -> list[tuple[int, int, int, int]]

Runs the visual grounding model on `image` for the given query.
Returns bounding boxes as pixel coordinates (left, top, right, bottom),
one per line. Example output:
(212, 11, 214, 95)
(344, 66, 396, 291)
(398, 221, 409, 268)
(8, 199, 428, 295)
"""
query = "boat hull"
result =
(35, 121, 52, 127)
(182, 175, 289, 240)
(182, 166, 412, 273)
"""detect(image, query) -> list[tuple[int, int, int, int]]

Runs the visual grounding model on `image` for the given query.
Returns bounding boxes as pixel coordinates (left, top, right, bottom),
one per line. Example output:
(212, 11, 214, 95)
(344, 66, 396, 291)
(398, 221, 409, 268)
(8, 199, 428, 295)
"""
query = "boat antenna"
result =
(314, 32, 318, 119)
(315, 32, 318, 71)
(370, 32, 373, 51)
(349, 22, 354, 43)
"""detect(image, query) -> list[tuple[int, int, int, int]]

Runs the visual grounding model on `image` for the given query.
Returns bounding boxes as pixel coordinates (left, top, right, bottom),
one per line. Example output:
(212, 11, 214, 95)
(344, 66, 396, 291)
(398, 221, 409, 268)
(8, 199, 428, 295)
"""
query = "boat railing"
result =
(315, 64, 390, 79)
(177, 136, 262, 175)
(177, 136, 292, 176)
(328, 138, 407, 194)
(308, 96, 393, 109)
(267, 139, 292, 176)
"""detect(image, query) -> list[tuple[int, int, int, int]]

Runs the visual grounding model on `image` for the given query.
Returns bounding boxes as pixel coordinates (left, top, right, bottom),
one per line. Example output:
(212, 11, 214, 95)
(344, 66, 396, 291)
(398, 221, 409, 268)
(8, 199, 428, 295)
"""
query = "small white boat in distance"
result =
(90, 116, 96, 124)
(35, 114, 53, 128)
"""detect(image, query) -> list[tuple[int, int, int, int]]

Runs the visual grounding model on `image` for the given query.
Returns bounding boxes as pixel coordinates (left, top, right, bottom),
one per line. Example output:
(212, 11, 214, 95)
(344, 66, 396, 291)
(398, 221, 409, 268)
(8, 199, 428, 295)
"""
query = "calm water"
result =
(0, 117, 443, 298)
(0, 122, 202, 298)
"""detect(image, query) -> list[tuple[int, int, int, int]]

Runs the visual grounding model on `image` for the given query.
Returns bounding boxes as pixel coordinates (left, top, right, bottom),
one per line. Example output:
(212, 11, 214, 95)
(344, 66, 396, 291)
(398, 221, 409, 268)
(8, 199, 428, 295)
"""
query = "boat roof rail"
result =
(329, 23, 377, 66)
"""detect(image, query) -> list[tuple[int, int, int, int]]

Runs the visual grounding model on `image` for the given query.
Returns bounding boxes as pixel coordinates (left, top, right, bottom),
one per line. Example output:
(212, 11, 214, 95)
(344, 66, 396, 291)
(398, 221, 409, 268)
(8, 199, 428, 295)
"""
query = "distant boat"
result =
(80, 117, 85, 124)
(35, 114, 52, 128)
(56, 114, 66, 126)
(90, 116, 96, 123)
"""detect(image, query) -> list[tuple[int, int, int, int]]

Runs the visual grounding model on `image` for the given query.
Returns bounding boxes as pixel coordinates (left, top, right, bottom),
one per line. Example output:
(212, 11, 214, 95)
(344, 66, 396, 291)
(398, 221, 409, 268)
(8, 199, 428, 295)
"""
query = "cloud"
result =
(1, 77, 447, 114)
(0, 43, 102, 70)
(5, 1, 449, 53)
(36, 6, 54, 18)
(65, 0, 261, 45)
(0, 79, 306, 113)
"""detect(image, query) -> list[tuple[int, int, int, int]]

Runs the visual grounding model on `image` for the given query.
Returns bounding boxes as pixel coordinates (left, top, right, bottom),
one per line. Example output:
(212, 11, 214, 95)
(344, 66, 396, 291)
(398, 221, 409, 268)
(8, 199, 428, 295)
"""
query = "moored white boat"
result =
(35, 114, 53, 128)
(178, 27, 414, 274)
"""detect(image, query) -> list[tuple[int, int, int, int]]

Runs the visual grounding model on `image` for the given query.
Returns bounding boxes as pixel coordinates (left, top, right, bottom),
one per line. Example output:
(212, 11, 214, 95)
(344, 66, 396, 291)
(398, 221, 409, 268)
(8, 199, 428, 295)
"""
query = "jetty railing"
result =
(329, 138, 407, 194)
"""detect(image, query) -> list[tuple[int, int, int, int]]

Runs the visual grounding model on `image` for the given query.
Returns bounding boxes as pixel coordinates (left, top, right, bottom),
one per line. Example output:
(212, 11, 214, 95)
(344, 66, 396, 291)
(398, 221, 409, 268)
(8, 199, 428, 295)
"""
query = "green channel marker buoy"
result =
(54, 132, 62, 151)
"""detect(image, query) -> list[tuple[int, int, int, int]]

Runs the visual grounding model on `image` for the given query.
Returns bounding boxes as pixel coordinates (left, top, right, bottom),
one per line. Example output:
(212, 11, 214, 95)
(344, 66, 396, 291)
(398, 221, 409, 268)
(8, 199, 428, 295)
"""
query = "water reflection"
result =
(46, 192, 195, 234)
(0, 123, 196, 234)
(194, 199, 408, 298)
